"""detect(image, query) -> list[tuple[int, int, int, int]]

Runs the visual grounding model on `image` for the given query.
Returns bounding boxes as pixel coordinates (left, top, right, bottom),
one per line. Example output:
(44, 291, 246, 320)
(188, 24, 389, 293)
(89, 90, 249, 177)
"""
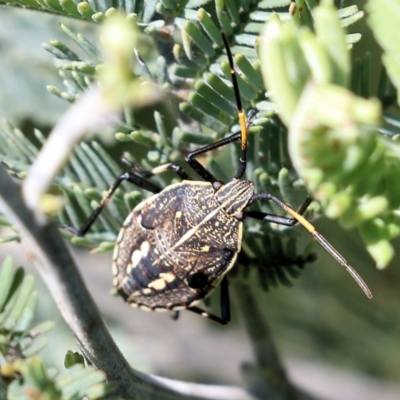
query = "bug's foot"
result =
(59, 224, 81, 236)
(171, 311, 180, 321)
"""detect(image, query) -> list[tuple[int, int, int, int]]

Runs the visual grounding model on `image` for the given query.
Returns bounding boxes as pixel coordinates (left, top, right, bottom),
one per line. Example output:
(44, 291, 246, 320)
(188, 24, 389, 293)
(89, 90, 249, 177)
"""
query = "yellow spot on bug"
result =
(112, 262, 118, 276)
(148, 278, 167, 290)
(175, 211, 182, 218)
(131, 250, 142, 269)
(159, 272, 175, 282)
(141, 240, 150, 257)
(126, 263, 133, 274)
(201, 245, 210, 252)
(142, 288, 152, 294)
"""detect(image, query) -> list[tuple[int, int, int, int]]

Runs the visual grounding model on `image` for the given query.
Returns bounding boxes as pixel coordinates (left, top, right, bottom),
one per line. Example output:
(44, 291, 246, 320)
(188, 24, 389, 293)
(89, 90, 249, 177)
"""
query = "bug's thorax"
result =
(215, 179, 254, 217)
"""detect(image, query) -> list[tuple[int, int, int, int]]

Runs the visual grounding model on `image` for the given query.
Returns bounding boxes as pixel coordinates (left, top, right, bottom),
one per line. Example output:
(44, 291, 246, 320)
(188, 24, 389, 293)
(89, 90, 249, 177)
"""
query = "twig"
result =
(231, 280, 318, 400)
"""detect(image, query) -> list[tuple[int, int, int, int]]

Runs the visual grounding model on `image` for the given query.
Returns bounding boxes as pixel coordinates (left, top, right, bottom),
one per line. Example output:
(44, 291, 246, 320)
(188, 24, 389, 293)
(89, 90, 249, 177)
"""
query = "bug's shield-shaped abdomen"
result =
(112, 181, 243, 311)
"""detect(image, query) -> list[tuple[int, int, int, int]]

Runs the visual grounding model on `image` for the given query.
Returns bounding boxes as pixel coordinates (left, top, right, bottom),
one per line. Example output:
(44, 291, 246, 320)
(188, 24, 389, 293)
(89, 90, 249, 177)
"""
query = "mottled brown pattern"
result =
(112, 179, 254, 310)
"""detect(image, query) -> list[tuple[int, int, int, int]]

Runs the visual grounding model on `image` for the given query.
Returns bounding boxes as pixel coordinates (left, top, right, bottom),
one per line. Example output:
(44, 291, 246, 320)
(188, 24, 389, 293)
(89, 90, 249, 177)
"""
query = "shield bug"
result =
(63, 33, 372, 324)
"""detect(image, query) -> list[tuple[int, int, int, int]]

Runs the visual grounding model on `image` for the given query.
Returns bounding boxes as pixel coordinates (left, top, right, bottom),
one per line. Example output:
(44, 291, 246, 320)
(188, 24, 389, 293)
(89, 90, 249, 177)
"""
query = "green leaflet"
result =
(260, 0, 400, 267)
(0, 258, 112, 399)
(367, 0, 400, 106)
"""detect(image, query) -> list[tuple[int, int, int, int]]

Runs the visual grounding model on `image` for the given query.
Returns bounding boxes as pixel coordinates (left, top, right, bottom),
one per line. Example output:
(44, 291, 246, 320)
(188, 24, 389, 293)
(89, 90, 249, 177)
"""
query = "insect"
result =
(63, 33, 372, 324)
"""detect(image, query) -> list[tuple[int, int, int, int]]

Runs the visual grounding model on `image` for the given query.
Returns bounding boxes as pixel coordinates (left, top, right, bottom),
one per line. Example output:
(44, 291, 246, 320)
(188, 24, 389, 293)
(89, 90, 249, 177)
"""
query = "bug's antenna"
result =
(221, 32, 247, 180)
(254, 194, 373, 298)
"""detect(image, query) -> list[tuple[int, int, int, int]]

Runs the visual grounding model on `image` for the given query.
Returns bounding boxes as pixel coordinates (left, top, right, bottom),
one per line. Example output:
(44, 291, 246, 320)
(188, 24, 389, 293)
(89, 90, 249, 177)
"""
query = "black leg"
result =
(221, 32, 247, 180)
(171, 311, 180, 321)
(249, 192, 373, 299)
(186, 276, 230, 325)
(185, 132, 241, 182)
(184, 33, 255, 183)
(185, 104, 258, 182)
(62, 171, 161, 237)
(247, 196, 313, 226)
(220, 275, 230, 322)
(63, 156, 194, 238)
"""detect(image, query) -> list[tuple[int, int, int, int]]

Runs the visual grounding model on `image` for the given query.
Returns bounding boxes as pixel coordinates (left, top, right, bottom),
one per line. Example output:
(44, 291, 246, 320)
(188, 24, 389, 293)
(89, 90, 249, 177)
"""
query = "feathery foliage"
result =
(260, 1, 400, 268)
(367, 0, 400, 106)
(1, 0, 400, 398)
(0, 257, 112, 399)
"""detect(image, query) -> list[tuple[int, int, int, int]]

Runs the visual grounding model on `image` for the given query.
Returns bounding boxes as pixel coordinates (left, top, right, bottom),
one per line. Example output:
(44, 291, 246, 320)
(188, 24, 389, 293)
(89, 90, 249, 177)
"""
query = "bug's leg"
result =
(185, 33, 254, 182)
(220, 275, 231, 322)
(121, 157, 191, 181)
(221, 33, 248, 180)
(171, 311, 180, 320)
(146, 164, 191, 180)
(185, 104, 262, 181)
(186, 276, 231, 325)
(185, 132, 241, 183)
(187, 306, 229, 325)
(249, 192, 373, 299)
(61, 172, 162, 237)
(246, 196, 313, 226)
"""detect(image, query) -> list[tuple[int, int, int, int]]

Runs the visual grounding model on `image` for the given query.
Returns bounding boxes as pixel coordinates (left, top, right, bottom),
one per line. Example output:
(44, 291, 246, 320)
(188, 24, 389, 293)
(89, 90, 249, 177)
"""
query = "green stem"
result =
(231, 280, 318, 400)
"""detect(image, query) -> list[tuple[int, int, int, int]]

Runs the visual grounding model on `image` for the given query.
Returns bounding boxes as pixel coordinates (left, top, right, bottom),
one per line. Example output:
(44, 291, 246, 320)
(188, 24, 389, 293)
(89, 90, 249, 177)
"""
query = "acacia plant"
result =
(0, 0, 400, 398)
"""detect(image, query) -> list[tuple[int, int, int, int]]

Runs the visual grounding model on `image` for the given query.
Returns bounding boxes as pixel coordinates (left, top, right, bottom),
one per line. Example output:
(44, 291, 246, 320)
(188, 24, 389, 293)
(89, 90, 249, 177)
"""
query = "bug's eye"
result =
(187, 272, 208, 289)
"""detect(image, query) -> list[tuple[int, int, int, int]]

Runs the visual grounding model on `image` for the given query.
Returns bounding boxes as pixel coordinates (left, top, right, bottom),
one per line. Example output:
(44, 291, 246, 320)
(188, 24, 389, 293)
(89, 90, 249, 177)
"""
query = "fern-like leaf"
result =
(260, 1, 400, 268)
(367, 0, 400, 106)
(0, 258, 112, 399)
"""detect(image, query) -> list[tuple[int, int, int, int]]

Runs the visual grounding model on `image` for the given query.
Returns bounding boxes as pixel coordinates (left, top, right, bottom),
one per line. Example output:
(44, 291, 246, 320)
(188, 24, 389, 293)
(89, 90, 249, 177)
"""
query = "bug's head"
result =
(215, 179, 254, 217)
